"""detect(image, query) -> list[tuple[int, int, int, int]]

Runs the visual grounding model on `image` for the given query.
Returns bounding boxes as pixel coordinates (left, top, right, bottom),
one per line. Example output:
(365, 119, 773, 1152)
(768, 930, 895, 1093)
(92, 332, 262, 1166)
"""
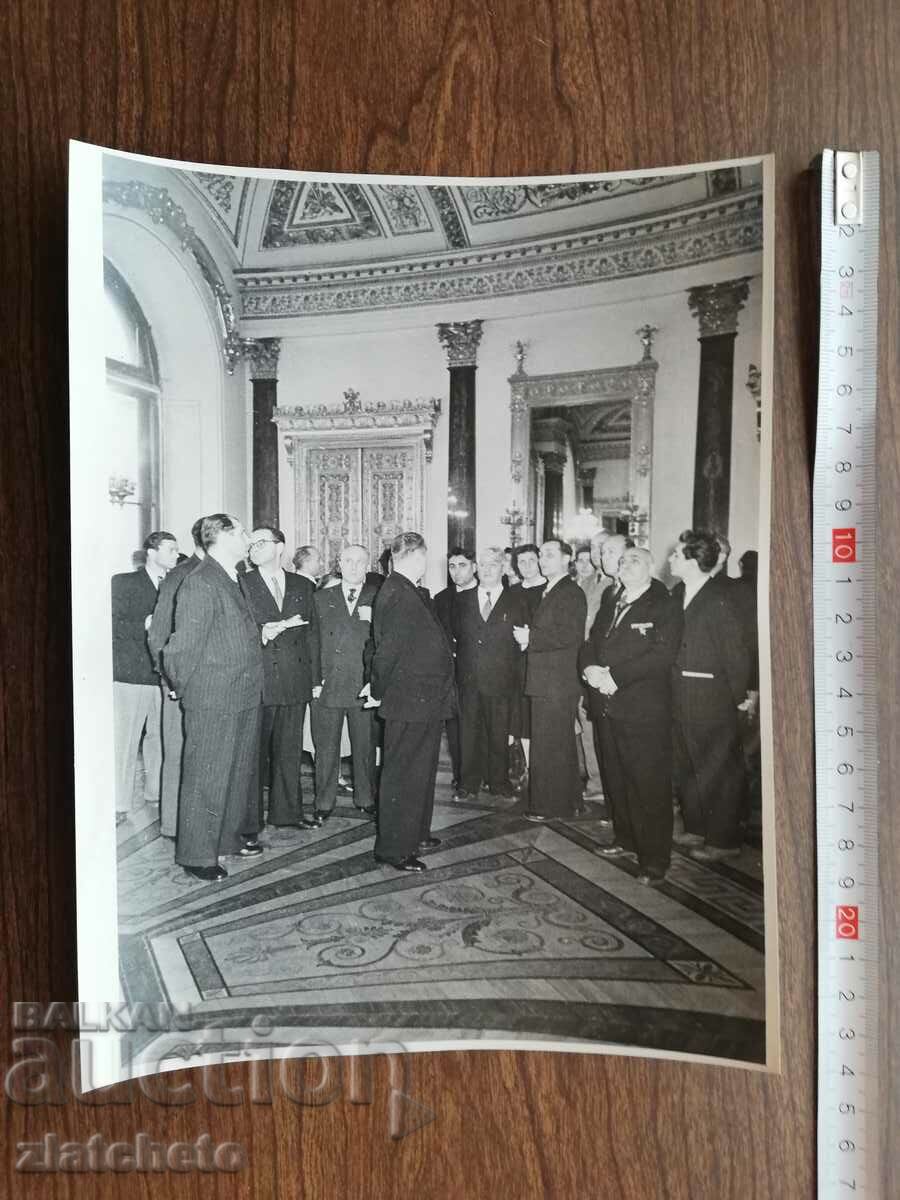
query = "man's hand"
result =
(512, 624, 530, 649)
(144, 614, 153, 631)
(737, 689, 759, 717)
(583, 665, 606, 689)
(167, 689, 178, 701)
(359, 682, 381, 709)
(312, 685, 323, 700)
(283, 614, 309, 628)
(261, 621, 284, 645)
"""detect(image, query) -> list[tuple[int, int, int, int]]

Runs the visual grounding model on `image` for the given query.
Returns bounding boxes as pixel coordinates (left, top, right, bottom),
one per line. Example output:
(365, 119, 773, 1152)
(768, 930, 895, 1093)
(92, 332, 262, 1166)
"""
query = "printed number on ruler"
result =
(815, 149, 880, 1200)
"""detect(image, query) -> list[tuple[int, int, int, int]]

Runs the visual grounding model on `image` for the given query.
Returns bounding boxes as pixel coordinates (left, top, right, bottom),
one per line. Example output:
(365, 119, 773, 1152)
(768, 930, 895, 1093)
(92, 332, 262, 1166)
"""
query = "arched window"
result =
(104, 259, 161, 568)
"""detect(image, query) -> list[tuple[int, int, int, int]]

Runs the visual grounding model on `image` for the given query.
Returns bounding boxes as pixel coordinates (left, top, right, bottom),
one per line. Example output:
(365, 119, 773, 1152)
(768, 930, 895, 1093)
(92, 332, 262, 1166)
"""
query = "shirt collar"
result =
(543, 574, 566, 593)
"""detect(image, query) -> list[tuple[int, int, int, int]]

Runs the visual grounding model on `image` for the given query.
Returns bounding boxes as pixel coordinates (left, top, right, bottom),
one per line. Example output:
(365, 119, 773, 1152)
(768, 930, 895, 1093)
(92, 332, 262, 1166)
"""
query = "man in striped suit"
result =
(162, 514, 264, 882)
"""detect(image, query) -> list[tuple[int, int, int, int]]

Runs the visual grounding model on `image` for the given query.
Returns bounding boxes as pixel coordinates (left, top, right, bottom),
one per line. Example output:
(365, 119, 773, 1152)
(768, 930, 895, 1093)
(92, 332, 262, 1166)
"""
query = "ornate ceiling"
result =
(180, 165, 762, 272)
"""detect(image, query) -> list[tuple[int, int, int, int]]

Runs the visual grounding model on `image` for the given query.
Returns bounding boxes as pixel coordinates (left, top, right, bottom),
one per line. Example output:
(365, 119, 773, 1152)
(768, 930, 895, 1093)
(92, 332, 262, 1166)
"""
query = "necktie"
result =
(481, 591, 493, 621)
(347, 587, 357, 609)
(272, 574, 283, 611)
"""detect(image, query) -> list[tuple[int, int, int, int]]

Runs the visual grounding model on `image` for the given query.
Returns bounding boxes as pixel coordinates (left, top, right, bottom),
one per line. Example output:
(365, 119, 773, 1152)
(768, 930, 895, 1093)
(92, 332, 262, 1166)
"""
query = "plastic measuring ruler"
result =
(813, 149, 881, 1199)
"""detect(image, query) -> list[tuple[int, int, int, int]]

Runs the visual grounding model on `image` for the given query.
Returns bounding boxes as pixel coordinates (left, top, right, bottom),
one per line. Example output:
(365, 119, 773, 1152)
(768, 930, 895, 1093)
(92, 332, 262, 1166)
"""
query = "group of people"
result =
(111, 516, 759, 884)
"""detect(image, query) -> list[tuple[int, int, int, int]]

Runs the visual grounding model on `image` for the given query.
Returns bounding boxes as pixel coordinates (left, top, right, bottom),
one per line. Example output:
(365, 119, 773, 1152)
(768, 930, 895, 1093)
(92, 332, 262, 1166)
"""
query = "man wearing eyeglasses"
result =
(241, 527, 317, 832)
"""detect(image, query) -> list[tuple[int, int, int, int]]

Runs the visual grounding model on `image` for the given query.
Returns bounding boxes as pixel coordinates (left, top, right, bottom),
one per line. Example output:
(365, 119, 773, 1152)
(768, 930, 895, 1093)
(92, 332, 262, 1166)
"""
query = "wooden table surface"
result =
(1, 2, 897, 1196)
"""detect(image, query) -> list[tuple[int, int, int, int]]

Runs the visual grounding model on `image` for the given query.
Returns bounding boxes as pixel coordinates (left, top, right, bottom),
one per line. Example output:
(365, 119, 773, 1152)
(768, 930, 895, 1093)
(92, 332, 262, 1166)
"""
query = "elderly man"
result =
(241, 527, 316, 832)
(292, 545, 322, 587)
(514, 539, 586, 822)
(452, 547, 528, 801)
(580, 546, 683, 884)
(369, 532, 456, 871)
(309, 544, 382, 820)
(163, 515, 263, 881)
(111, 530, 179, 823)
(668, 529, 751, 862)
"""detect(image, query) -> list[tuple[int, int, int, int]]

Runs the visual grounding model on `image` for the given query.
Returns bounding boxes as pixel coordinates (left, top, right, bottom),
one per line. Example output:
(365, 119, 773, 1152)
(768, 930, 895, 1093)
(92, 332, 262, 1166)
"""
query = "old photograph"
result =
(69, 143, 775, 1083)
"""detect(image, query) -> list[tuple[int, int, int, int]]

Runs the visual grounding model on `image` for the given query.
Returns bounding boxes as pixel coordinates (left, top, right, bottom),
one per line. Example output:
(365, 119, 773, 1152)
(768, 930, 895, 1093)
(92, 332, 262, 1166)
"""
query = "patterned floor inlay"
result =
(118, 764, 768, 1067)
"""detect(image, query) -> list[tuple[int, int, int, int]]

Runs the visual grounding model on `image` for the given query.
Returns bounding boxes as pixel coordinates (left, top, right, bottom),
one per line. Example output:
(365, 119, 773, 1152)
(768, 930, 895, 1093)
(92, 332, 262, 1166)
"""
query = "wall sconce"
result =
(500, 501, 526, 546)
(108, 476, 136, 506)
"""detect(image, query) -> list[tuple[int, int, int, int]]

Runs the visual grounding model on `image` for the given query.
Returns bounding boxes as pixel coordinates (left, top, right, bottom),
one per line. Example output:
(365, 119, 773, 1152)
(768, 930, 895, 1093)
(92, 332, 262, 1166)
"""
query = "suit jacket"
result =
(310, 577, 381, 707)
(524, 575, 587, 701)
(579, 578, 683, 724)
(370, 572, 456, 722)
(671, 577, 751, 723)
(111, 568, 160, 685)
(147, 553, 201, 679)
(162, 556, 264, 713)
(452, 586, 529, 697)
(711, 571, 759, 690)
(241, 568, 316, 705)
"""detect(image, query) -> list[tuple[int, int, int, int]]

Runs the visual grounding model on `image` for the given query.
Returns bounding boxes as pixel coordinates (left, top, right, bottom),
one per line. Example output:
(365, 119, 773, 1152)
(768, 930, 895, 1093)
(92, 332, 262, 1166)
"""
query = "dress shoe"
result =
(357, 804, 377, 817)
(689, 845, 741, 863)
(598, 843, 628, 857)
(582, 787, 605, 802)
(373, 853, 427, 872)
(313, 810, 332, 824)
(337, 779, 354, 796)
(571, 804, 589, 818)
(184, 864, 227, 881)
(673, 831, 704, 847)
(484, 784, 515, 799)
(523, 812, 550, 823)
(418, 836, 441, 850)
(299, 814, 323, 829)
(452, 788, 477, 802)
(637, 872, 668, 887)
(238, 840, 264, 857)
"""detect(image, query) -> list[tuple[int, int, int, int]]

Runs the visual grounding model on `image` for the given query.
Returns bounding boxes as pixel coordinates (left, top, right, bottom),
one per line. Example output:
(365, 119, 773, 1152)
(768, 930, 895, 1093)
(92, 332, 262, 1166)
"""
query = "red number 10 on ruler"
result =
(832, 528, 856, 562)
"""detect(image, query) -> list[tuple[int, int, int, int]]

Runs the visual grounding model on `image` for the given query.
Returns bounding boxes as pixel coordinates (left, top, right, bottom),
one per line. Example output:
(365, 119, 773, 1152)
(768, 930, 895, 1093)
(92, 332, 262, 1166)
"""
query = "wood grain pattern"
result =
(1, 1, 896, 1195)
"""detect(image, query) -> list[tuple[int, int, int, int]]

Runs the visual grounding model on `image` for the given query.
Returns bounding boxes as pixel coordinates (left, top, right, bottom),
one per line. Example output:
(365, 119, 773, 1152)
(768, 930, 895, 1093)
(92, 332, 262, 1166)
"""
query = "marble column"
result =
(437, 320, 483, 556)
(247, 338, 281, 528)
(540, 452, 566, 543)
(687, 280, 750, 535)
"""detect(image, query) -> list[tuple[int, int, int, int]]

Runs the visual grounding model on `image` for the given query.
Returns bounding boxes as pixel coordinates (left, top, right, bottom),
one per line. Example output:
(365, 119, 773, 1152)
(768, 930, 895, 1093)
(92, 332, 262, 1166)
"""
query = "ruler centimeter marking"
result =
(814, 150, 881, 1199)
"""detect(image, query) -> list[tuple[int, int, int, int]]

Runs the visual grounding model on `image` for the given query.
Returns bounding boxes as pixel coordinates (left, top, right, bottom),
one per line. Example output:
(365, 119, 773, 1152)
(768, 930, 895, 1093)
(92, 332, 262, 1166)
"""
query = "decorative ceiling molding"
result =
(458, 176, 693, 224)
(427, 186, 469, 248)
(180, 171, 252, 247)
(371, 185, 434, 236)
(262, 181, 384, 248)
(236, 191, 762, 320)
(103, 179, 247, 372)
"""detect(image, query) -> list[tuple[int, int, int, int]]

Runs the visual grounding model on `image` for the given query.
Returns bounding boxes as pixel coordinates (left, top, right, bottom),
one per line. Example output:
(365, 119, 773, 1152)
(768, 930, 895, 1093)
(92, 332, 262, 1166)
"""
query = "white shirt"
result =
(342, 579, 362, 612)
(455, 579, 477, 592)
(682, 573, 710, 609)
(478, 585, 502, 613)
(145, 564, 167, 589)
(260, 566, 287, 609)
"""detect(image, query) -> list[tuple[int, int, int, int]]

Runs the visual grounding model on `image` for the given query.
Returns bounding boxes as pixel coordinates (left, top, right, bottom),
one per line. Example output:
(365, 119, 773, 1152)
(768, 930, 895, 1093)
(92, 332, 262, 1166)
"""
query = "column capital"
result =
(436, 320, 484, 368)
(246, 337, 282, 380)
(538, 450, 567, 475)
(687, 278, 750, 338)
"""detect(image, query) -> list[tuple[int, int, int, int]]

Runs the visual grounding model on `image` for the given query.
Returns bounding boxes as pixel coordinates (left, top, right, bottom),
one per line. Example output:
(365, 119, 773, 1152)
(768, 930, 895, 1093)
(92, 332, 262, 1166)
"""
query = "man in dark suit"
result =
(581, 546, 684, 883)
(162, 514, 264, 881)
(147, 518, 204, 837)
(309, 544, 382, 820)
(668, 529, 751, 862)
(368, 531, 456, 872)
(452, 546, 527, 800)
(513, 539, 587, 821)
(242, 527, 316, 831)
(432, 546, 477, 790)
(112, 530, 180, 822)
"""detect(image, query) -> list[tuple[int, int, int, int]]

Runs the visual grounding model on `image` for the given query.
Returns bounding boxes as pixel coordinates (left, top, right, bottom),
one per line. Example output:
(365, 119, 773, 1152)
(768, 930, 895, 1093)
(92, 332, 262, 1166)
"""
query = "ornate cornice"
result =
(436, 320, 484, 368)
(235, 191, 762, 320)
(245, 337, 281, 380)
(104, 179, 246, 374)
(687, 277, 751, 337)
(508, 361, 658, 409)
(274, 396, 441, 462)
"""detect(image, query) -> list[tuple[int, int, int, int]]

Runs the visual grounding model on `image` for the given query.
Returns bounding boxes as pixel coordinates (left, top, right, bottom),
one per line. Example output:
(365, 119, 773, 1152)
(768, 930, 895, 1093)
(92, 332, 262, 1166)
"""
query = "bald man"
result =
(580, 545, 683, 885)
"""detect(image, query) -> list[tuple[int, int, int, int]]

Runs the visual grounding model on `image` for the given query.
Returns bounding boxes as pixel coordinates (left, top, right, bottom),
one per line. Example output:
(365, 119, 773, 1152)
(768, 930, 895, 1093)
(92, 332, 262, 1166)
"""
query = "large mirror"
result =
(507, 331, 657, 548)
